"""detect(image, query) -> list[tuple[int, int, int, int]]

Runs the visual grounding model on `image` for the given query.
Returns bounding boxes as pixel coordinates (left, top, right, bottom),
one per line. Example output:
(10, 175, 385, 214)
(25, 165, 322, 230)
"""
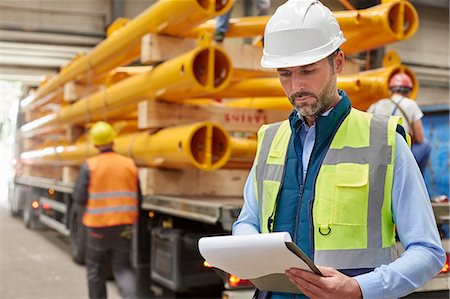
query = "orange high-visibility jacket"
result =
(83, 152, 139, 228)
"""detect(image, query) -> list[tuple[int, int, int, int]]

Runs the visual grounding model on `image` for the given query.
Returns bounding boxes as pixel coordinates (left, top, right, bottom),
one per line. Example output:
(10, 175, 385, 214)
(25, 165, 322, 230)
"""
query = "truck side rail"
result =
(142, 195, 243, 231)
(15, 176, 74, 194)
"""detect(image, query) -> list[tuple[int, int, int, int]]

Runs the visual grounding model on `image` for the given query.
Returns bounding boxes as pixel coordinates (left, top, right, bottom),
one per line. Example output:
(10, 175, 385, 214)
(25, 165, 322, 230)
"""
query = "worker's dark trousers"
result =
(86, 225, 136, 299)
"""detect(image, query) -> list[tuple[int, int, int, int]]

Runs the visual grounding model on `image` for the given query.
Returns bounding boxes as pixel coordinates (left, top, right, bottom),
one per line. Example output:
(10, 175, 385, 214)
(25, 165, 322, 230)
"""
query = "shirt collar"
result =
(295, 95, 341, 125)
(296, 106, 334, 122)
(391, 94, 406, 102)
(289, 89, 351, 131)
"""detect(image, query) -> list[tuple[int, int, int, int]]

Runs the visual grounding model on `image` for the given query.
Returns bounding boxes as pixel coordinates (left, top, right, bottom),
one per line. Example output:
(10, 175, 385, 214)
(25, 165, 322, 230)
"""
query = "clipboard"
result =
(198, 232, 322, 294)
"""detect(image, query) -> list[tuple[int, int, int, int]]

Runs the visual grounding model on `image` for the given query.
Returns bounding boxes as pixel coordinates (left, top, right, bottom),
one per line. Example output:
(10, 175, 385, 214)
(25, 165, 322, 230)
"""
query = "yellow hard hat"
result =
(89, 121, 116, 146)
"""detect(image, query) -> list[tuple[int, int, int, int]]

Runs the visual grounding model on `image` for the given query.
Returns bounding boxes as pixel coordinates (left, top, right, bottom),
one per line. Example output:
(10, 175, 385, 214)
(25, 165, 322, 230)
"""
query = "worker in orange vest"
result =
(73, 121, 140, 299)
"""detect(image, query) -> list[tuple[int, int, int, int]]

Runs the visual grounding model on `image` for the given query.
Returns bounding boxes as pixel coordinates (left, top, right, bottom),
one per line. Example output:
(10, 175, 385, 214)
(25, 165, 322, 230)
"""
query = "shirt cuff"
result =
(354, 271, 383, 299)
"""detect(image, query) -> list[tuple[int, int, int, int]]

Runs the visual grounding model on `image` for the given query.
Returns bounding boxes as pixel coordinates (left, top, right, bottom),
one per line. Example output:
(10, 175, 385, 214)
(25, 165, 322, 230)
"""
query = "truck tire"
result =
(8, 186, 21, 218)
(22, 195, 40, 230)
(69, 206, 86, 265)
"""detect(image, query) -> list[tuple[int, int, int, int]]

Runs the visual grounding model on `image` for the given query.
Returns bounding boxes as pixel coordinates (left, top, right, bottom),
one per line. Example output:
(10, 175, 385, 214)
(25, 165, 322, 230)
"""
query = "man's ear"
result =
(335, 50, 345, 73)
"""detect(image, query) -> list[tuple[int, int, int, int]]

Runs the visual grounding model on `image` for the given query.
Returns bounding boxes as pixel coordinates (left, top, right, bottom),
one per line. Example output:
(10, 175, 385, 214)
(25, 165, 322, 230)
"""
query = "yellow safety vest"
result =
(254, 109, 401, 269)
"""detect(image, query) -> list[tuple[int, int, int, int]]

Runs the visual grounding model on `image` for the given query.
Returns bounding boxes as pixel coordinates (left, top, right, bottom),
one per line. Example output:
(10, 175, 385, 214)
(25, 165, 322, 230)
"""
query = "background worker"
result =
(73, 121, 140, 299)
(232, 1, 445, 299)
(214, 0, 271, 42)
(367, 73, 431, 174)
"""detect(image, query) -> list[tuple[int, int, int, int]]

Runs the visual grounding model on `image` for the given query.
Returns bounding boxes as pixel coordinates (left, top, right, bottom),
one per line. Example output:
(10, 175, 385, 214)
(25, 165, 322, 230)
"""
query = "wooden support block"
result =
(23, 109, 39, 123)
(140, 33, 274, 76)
(22, 138, 38, 152)
(65, 125, 84, 143)
(138, 100, 288, 132)
(342, 58, 361, 75)
(141, 34, 196, 64)
(64, 81, 84, 102)
(22, 165, 63, 181)
(63, 81, 100, 102)
(221, 43, 267, 73)
(139, 168, 249, 197)
(63, 166, 79, 184)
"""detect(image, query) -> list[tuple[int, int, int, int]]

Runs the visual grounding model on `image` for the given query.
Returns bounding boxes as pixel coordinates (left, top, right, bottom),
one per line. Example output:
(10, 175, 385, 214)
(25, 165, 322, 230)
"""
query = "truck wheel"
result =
(69, 207, 86, 265)
(9, 203, 21, 218)
(8, 187, 21, 217)
(22, 196, 39, 230)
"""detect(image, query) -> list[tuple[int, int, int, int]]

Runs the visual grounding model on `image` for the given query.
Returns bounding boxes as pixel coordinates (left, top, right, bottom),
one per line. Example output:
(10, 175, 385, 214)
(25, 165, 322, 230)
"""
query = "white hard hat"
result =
(261, 0, 346, 68)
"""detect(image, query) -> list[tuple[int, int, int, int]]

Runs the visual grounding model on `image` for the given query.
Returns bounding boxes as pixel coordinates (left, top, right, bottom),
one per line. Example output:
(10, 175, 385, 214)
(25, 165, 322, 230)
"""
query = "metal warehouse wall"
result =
(423, 109, 450, 198)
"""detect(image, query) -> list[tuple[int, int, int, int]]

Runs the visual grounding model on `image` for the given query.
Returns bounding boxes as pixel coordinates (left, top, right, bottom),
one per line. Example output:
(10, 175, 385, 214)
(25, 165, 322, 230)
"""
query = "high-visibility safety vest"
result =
(254, 109, 401, 269)
(83, 152, 139, 228)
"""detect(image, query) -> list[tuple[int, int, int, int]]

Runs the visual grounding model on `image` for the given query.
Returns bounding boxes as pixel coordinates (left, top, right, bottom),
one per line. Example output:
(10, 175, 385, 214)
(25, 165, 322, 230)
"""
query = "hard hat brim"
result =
(261, 35, 346, 69)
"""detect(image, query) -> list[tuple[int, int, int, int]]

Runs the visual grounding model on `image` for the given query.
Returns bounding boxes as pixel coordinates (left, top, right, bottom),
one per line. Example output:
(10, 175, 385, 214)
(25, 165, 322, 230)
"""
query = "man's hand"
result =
(285, 266, 362, 299)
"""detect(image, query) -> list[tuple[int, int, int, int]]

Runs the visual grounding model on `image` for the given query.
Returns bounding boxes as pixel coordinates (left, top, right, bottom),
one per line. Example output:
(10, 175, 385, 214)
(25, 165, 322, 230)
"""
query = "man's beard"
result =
(289, 74, 337, 117)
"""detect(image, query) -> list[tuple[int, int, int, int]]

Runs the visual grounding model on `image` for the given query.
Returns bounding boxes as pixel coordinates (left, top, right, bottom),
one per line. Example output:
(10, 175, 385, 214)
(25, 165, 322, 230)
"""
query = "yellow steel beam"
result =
(28, 67, 154, 111)
(20, 45, 233, 136)
(338, 0, 418, 55)
(20, 0, 234, 109)
(114, 122, 231, 170)
(208, 64, 418, 111)
(227, 136, 257, 169)
(20, 122, 232, 171)
(185, 1, 418, 55)
(222, 97, 292, 110)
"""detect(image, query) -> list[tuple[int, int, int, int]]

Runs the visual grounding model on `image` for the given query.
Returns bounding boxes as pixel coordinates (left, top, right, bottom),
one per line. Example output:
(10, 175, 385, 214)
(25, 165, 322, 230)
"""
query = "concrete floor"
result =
(0, 207, 121, 299)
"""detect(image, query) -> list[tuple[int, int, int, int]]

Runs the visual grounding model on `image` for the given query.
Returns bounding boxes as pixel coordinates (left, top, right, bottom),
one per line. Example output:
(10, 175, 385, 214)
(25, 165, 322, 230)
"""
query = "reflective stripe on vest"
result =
(254, 121, 290, 233)
(254, 109, 400, 269)
(314, 111, 398, 269)
(89, 191, 138, 199)
(84, 153, 138, 228)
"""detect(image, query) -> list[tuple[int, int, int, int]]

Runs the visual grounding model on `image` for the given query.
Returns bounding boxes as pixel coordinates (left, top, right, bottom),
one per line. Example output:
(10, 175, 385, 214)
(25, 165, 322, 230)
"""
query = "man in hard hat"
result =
(73, 121, 140, 299)
(232, 1, 445, 299)
(368, 73, 431, 174)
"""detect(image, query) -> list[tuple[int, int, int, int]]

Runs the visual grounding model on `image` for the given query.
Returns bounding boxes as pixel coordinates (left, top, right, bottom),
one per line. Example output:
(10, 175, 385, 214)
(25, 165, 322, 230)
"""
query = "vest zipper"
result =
(293, 124, 305, 244)
(293, 183, 305, 242)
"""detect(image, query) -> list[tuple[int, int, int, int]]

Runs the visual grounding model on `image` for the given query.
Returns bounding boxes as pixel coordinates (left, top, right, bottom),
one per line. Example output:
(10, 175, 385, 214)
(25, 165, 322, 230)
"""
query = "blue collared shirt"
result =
(232, 113, 445, 299)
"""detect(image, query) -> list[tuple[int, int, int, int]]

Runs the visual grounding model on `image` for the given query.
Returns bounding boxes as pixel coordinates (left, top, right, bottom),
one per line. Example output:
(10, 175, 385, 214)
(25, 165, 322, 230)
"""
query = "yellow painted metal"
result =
(106, 17, 130, 37)
(20, 106, 139, 138)
(20, 0, 234, 109)
(186, 1, 418, 55)
(232, 69, 276, 80)
(338, 64, 418, 111)
(223, 98, 292, 110)
(209, 77, 284, 98)
(208, 64, 417, 111)
(338, 0, 418, 55)
(20, 122, 232, 171)
(227, 136, 257, 169)
(26, 88, 63, 110)
(101, 66, 154, 86)
(20, 142, 97, 166)
(115, 122, 231, 170)
(21, 45, 234, 135)
(176, 97, 292, 110)
(187, 16, 266, 38)
(27, 67, 154, 111)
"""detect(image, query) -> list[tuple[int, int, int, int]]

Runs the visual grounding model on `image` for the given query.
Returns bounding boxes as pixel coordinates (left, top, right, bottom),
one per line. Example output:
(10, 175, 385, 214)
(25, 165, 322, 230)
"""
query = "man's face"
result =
(277, 53, 342, 118)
